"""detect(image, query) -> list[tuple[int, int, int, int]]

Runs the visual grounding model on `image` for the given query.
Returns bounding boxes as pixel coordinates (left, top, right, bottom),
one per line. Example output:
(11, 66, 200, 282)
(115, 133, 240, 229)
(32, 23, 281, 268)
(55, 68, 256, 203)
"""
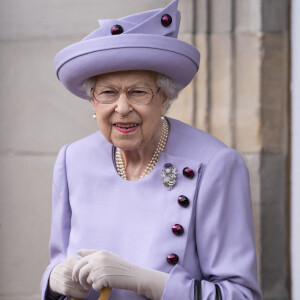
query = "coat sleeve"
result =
(162, 147, 263, 300)
(40, 145, 71, 300)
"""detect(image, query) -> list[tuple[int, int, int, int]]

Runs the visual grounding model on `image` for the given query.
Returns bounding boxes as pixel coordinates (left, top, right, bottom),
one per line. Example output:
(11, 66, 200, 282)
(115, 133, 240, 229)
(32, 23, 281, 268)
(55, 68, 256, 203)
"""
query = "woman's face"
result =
(91, 70, 168, 152)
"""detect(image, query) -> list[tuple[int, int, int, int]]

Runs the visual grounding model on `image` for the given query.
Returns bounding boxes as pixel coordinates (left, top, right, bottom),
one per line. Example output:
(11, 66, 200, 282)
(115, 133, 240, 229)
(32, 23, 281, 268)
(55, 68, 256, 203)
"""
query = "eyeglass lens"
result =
(93, 87, 156, 104)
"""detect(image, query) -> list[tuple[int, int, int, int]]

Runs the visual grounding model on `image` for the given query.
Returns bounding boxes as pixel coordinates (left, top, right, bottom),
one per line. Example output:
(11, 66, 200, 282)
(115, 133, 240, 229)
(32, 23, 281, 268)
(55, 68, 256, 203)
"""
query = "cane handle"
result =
(71, 287, 112, 300)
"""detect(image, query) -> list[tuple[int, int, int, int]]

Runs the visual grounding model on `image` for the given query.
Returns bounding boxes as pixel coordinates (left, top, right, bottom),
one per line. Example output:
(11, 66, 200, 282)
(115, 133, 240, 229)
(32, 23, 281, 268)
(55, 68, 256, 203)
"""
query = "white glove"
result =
(49, 256, 91, 298)
(72, 250, 169, 300)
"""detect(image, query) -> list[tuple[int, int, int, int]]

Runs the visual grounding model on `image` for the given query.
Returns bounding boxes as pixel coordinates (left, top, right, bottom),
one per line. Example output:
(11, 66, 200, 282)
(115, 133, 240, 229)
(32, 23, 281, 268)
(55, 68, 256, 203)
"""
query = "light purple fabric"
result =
(53, 0, 200, 100)
(41, 118, 262, 300)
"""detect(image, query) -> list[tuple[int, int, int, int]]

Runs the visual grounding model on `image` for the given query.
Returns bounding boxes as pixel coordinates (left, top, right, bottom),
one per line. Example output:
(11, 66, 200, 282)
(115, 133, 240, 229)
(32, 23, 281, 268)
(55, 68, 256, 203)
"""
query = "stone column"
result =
(170, 0, 291, 299)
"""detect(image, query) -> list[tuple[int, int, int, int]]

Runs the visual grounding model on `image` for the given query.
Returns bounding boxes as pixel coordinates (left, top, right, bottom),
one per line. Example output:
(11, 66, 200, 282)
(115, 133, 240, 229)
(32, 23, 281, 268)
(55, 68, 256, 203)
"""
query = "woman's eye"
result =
(131, 90, 148, 96)
(101, 90, 117, 95)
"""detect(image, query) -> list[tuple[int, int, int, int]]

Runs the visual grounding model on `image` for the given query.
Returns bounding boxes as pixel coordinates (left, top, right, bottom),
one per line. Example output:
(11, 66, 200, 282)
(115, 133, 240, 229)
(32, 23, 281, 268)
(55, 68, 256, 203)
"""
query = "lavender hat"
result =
(54, 0, 200, 100)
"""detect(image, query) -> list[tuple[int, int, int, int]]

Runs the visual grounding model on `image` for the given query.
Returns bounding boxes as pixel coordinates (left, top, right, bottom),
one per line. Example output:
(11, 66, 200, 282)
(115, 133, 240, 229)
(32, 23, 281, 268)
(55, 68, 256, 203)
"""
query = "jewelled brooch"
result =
(161, 163, 177, 190)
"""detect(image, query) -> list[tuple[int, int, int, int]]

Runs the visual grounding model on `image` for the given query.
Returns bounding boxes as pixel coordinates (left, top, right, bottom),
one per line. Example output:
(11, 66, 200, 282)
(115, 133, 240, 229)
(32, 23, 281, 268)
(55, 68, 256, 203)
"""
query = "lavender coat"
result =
(41, 118, 262, 300)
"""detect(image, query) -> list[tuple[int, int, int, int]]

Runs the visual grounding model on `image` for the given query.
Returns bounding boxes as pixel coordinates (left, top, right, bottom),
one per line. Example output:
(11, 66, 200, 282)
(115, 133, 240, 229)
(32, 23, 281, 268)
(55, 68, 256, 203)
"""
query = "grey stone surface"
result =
(261, 33, 289, 154)
(196, 0, 263, 33)
(235, 0, 261, 33)
(195, 0, 208, 33)
(0, 154, 55, 295)
(0, 39, 97, 154)
(234, 33, 262, 152)
(262, 0, 288, 32)
(260, 153, 289, 299)
(210, 0, 232, 33)
(178, 0, 194, 33)
(209, 34, 233, 146)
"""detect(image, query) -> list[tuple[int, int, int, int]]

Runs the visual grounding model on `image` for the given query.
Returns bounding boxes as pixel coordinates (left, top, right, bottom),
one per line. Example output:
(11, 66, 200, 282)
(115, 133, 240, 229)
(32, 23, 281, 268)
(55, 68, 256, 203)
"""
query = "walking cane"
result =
(71, 287, 112, 300)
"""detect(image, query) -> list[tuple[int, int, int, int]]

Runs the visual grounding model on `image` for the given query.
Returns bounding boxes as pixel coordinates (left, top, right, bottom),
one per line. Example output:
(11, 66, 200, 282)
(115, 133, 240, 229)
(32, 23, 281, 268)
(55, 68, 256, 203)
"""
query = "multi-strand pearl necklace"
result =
(116, 118, 169, 180)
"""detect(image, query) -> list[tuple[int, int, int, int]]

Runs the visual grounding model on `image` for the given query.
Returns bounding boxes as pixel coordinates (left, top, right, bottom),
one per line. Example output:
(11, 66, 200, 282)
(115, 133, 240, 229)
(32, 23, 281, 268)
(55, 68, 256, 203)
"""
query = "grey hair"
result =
(81, 73, 182, 110)
(81, 76, 96, 99)
(156, 74, 181, 110)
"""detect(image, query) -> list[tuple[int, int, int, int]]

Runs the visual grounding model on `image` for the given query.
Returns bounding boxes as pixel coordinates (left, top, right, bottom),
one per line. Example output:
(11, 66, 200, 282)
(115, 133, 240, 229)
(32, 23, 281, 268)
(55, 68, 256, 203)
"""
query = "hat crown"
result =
(84, 0, 180, 40)
(54, 0, 200, 100)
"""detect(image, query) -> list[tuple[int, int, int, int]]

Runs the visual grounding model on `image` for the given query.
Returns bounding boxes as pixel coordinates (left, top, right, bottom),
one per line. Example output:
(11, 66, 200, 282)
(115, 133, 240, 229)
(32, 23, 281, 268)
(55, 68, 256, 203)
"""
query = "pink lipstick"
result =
(113, 122, 139, 133)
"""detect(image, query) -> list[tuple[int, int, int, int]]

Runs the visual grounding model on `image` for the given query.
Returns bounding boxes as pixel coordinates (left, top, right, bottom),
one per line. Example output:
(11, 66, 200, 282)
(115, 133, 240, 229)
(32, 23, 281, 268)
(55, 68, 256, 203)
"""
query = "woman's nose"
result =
(114, 93, 133, 115)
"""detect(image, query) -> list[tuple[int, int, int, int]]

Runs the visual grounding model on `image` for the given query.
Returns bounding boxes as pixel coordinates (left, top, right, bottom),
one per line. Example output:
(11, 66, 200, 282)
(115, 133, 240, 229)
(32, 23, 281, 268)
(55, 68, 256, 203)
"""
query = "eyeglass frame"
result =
(92, 86, 161, 105)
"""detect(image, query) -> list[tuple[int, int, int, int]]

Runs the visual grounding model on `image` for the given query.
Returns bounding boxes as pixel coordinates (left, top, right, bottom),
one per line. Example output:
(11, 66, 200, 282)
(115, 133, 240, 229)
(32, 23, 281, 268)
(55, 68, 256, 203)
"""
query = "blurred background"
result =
(0, 0, 299, 299)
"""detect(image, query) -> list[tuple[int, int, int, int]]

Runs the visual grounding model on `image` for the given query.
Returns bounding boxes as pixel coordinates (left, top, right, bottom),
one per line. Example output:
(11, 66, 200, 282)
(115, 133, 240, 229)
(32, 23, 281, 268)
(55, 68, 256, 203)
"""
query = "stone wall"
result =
(189, 1, 290, 299)
(0, 0, 290, 299)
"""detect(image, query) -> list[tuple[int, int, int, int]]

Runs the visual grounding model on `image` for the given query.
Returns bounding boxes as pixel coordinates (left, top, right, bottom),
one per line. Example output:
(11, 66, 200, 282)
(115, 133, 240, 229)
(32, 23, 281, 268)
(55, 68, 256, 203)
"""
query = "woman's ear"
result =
(91, 98, 97, 113)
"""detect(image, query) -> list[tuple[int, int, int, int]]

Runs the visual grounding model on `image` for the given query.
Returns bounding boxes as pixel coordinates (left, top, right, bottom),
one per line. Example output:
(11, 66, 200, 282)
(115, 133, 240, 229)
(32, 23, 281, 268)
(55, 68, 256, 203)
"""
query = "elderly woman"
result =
(41, 1, 262, 299)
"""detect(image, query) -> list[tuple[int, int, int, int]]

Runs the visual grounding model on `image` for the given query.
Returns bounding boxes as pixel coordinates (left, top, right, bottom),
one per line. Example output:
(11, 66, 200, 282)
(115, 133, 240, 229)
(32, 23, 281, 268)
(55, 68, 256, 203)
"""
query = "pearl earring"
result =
(93, 113, 96, 119)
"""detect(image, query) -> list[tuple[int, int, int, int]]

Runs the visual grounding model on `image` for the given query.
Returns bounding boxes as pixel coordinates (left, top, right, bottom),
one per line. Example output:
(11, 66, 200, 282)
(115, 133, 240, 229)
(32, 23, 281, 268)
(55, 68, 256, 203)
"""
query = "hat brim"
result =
(54, 34, 200, 100)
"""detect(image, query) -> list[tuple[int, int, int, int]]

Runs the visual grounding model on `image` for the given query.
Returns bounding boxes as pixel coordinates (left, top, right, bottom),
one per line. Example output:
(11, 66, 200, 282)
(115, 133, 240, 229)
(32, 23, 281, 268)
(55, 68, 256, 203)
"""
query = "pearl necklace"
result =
(116, 118, 169, 180)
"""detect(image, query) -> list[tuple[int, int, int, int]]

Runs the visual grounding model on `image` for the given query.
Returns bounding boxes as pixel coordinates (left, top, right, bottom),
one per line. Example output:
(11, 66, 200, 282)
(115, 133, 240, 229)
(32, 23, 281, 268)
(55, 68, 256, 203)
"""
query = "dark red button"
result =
(172, 224, 184, 236)
(167, 253, 179, 265)
(111, 24, 124, 35)
(178, 195, 190, 208)
(161, 14, 172, 27)
(183, 167, 194, 179)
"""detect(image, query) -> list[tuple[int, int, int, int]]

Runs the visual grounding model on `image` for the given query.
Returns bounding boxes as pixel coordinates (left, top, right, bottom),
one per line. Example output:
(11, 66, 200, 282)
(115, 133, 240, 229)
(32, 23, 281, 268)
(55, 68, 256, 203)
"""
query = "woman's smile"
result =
(113, 122, 140, 134)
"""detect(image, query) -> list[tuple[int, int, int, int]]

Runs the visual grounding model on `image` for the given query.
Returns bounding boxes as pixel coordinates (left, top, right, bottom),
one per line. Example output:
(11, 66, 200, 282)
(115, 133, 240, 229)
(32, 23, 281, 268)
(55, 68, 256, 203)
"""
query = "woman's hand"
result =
(49, 256, 91, 298)
(72, 250, 169, 300)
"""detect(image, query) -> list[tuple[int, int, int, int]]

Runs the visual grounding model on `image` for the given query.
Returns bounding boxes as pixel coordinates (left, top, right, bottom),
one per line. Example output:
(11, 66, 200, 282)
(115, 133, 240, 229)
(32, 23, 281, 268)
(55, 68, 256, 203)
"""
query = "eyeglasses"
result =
(92, 86, 161, 105)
